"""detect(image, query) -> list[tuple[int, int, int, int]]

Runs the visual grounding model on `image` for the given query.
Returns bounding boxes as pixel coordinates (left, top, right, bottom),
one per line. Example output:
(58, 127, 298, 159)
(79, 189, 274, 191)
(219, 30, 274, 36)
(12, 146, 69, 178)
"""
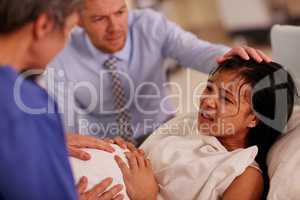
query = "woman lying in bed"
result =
(71, 57, 297, 200)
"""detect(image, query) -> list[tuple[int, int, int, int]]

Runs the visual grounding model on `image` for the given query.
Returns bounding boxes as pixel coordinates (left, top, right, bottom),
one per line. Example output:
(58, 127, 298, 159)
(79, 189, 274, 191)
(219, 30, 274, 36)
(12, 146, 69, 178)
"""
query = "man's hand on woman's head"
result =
(217, 46, 272, 64)
(77, 176, 124, 200)
(67, 134, 115, 160)
(115, 151, 159, 200)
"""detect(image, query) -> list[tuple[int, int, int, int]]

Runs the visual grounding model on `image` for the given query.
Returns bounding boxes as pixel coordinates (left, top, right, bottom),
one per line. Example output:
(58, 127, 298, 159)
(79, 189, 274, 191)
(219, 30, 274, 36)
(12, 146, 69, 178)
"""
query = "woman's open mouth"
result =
(200, 112, 214, 122)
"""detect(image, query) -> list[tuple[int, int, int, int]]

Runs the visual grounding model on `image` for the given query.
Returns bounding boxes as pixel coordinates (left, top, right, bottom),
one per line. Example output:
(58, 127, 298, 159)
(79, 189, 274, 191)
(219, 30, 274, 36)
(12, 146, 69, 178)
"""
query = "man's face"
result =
(80, 0, 129, 53)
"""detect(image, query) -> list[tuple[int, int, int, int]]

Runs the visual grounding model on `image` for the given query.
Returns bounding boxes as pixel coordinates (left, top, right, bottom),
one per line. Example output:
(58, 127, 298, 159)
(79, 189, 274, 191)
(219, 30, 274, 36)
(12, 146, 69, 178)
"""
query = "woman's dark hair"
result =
(0, 0, 82, 33)
(212, 56, 297, 198)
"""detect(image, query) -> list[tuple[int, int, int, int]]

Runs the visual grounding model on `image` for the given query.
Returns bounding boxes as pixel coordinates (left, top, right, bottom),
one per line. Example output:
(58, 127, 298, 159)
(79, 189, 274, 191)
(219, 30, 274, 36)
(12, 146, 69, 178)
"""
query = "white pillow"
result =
(267, 106, 300, 200)
(70, 145, 130, 200)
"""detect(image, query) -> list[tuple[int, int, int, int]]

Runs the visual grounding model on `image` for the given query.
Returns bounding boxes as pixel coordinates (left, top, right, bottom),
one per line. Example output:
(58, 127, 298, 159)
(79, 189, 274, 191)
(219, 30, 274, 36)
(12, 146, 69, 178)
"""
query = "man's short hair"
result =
(0, 0, 82, 33)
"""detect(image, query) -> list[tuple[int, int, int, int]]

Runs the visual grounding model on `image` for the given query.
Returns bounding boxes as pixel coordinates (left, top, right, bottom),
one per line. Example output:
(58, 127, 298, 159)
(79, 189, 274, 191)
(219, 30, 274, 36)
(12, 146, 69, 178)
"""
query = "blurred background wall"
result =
(127, 0, 300, 113)
(129, 0, 300, 46)
(161, 0, 221, 29)
(129, 0, 221, 28)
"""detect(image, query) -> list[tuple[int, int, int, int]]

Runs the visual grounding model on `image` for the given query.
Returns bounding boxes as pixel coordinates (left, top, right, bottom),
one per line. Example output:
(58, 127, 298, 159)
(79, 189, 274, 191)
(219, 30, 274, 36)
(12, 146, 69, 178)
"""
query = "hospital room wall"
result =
(161, 0, 221, 29)
(128, 0, 221, 29)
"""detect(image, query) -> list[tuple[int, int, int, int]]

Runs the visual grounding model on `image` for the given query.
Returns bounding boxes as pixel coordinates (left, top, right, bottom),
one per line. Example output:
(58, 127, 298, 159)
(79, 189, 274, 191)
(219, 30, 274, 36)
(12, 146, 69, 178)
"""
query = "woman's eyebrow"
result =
(207, 79, 214, 84)
(220, 87, 235, 99)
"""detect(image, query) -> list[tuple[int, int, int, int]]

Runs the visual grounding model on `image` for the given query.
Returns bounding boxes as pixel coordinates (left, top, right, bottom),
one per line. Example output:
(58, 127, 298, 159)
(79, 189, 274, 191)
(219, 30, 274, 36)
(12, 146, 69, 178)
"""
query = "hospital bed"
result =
(266, 25, 300, 200)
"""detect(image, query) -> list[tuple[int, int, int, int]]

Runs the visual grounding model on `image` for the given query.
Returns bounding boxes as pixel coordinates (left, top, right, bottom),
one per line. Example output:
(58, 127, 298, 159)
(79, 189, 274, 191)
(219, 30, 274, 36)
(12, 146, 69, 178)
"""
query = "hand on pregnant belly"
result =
(66, 134, 139, 161)
(115, 152, 159, 200)
(67, 134, 115, 160)
(77, 176, 124, 200)
(70, 145, 131, 200)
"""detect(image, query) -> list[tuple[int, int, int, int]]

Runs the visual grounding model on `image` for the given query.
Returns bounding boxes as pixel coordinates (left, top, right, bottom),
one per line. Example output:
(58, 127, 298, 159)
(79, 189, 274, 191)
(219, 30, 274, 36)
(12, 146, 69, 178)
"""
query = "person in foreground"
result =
(0, 0, 124, 199)
(111, 57, 297, 200)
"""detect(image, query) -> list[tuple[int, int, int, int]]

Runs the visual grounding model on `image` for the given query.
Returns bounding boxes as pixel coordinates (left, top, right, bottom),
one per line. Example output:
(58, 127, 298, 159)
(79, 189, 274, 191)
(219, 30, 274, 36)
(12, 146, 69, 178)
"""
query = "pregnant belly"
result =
(69, 145, 130, 199)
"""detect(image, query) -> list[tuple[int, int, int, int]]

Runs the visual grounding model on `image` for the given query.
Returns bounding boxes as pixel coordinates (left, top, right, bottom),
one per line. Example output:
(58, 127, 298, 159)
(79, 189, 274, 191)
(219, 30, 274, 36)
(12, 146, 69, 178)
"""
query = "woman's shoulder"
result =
(223, 166, 264, 200)
(249, 161, 263, 174)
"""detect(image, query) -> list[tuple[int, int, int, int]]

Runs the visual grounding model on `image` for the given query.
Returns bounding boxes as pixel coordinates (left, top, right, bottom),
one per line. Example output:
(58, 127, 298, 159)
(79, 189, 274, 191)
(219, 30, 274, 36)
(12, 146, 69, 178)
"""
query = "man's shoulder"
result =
(130, 9, 165, 28)
(131, 8, 162, 18)
(66, 27, 88, 54)
(69, 26, 86, 43)
(48, 27, 88, 68)
(129, 9, 170, 42)
(0, 78, 50, 122)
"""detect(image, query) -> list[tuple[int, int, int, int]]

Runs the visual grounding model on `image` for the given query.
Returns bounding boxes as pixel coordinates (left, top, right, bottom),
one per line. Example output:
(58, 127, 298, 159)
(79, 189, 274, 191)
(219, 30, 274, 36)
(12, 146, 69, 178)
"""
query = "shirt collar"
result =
(113, 32, 131, 61)
(114, 11, 133, 61)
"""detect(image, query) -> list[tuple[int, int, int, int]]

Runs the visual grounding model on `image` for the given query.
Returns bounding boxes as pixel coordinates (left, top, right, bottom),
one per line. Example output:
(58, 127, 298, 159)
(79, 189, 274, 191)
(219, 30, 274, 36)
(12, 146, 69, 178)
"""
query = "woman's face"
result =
(198, 70, 257, 139)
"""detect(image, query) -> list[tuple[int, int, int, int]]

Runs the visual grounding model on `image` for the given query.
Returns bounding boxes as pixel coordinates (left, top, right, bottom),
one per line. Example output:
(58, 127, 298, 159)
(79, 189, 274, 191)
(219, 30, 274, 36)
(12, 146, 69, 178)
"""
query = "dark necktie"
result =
(103, 56, 134, 142)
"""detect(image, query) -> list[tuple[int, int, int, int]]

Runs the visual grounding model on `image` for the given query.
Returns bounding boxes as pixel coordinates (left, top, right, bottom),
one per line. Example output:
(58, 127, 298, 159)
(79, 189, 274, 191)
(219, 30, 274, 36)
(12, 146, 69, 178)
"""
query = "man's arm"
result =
(145, 10, 270, 73)
(146, 10, 229, 73)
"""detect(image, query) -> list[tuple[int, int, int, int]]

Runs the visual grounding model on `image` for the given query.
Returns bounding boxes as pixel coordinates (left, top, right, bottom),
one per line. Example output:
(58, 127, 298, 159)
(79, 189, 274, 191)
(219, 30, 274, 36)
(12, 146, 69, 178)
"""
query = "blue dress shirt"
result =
(44, 9, 229, 140)
(0, 66, 77, 199)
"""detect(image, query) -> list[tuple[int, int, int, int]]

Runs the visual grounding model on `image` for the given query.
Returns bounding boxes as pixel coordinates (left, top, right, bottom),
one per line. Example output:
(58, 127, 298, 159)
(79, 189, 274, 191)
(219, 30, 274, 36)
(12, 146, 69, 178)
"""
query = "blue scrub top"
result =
(0, 66, 77, 199)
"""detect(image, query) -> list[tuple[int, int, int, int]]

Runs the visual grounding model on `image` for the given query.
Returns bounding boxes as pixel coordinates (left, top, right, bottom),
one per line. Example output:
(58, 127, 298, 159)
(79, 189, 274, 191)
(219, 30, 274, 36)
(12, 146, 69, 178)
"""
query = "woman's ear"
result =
(77, 12, 84, 27)
(241, 84, 259, 128)
(32, 13, 54, 40)
(247, 114, 259, 128)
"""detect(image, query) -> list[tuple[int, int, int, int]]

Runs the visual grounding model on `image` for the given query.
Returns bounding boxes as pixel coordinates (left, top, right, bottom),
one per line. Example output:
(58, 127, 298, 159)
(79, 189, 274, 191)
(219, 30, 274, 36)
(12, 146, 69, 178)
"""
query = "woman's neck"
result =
(0, 31, 31, 71)
(217, 132, 249, 151)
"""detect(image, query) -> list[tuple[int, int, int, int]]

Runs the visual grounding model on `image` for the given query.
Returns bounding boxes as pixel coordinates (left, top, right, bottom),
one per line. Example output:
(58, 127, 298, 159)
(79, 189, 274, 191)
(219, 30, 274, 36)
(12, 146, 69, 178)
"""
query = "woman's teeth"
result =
(202, 113, 213, 121)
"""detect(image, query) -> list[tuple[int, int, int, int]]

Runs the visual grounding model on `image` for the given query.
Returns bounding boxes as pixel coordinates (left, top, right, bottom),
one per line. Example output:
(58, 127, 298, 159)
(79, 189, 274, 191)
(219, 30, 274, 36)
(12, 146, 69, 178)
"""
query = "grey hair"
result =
(78, 0, 129, 12)
(0, 0, 82, 33)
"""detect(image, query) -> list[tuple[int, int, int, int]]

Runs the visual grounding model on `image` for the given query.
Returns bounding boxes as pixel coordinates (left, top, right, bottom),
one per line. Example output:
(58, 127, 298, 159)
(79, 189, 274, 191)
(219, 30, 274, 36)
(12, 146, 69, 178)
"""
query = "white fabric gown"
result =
(141, 112, 258, 200)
